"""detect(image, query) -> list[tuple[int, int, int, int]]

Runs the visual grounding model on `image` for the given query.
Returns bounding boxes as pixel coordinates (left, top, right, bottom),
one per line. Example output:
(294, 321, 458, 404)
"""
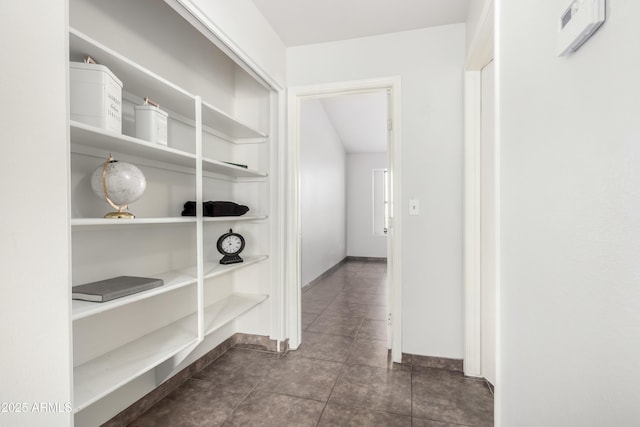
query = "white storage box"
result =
(70, 62, 122, 133)
(135, 103, 168, 145)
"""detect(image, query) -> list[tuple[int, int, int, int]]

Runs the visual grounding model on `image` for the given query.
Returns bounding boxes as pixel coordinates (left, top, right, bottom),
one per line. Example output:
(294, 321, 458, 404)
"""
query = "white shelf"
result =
(73, 321, 198, 412)
(203, 293, 268, 336)
(201, 100, 267, 142)
(73, 292, 267, 412)
(71, 217, 196, 227)
(72, 268, 198, 320)
(71, 217, 265, 227)
(203, 255, 268, 280)
(203, 215, 267, 223)
(70, 121, 196, 169)
(69, 28, 196, 119)
(202, 157, 267, 179)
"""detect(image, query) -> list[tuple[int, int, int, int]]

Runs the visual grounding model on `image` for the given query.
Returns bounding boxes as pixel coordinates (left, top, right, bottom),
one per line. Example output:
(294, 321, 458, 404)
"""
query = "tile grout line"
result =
(410, 362, 414, 426)
(303, 263, 388, 425)
(216, 346, 284, 426)
(308, 266, 375, 426)
(314, 314, 364, 427)
(314, 360, 346, 426)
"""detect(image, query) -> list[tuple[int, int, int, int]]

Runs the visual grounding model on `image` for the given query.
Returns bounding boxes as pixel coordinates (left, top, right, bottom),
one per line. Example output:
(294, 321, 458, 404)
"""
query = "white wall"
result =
(289, 24, 466, 358)
(347, 153, 388, 258)
(300, 99, 347, 286)
(176, 0, 287, 87)
(499, 1, 640, 425)
(0, 0, 73, 426)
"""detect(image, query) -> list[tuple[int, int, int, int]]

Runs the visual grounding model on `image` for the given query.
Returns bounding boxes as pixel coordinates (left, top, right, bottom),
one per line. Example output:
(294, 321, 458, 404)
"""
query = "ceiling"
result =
(252, 0, 470, 154)
(320, 91, 388, 153)
(251, 0, 470, 46)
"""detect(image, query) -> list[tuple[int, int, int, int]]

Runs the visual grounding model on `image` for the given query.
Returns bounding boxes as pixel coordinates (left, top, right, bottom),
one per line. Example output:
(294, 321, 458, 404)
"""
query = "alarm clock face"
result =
(220, 234, 243, 254)
(217, 229, 245, 256)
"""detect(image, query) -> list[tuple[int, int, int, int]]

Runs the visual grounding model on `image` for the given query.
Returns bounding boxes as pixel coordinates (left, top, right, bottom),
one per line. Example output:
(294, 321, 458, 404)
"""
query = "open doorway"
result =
(300, 91, 389, 280)
(299, 90, 388, 346)
(286, 77, 402, 361)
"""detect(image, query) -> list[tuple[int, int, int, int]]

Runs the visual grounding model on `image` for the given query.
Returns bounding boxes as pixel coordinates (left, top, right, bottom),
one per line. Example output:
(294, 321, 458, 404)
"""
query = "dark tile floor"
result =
(129, 260, 494, 426)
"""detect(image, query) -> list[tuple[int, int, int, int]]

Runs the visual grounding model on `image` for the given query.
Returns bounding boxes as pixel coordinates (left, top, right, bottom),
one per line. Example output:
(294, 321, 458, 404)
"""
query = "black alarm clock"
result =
(216, 229, 245, 265)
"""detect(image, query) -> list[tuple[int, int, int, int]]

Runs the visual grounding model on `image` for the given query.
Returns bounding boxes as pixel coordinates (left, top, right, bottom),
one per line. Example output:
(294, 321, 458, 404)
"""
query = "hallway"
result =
(129, 260, 493, 426)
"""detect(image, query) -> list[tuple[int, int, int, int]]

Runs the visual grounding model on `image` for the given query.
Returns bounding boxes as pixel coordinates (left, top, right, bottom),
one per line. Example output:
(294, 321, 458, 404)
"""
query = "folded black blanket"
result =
(181, 201, 249, 217)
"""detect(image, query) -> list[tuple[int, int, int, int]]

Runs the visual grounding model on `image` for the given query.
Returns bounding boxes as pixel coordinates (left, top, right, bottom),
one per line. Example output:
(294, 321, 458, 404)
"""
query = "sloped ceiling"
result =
(320, 91, 388, 153)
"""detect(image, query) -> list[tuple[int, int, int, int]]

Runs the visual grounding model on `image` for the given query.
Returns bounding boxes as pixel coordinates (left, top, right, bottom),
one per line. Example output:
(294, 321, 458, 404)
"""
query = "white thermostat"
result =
(557, 0, 606, 57)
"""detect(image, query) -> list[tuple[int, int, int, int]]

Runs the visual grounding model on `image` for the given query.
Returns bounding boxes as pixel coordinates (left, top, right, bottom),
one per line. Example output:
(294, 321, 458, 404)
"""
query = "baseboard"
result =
(346, 256, 387, 263)
(302, 257, 348, 291)
(402, 352, 464, 372)
(233, 332, 289, 353)
(102, 333, 284, 427)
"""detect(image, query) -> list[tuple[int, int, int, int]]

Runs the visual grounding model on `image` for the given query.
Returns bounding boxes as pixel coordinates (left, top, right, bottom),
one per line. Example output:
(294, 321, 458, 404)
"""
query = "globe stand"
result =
(101, 154, 137, 219)
(104, 210, 135, 219)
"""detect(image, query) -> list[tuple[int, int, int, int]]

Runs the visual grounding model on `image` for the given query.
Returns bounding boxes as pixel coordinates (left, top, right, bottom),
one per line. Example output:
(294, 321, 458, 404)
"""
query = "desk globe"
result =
(91, 154, 146, 219)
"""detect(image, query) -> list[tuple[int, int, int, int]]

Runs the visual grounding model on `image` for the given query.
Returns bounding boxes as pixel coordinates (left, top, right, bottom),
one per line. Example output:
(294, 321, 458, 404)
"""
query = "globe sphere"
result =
(91, 160, 146, 207)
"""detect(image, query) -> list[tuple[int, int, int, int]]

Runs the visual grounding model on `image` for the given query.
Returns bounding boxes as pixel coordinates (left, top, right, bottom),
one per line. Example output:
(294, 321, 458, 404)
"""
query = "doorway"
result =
(287, 77, 402, 361)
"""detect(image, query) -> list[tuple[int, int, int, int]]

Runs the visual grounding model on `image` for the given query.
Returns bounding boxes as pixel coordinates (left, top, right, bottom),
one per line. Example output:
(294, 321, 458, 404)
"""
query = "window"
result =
(373, 168, 389, 235)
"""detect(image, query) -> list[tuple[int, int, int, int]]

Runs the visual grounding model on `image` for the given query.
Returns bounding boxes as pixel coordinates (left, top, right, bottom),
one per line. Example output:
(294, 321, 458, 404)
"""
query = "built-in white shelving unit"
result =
(68, 1, 275, 423)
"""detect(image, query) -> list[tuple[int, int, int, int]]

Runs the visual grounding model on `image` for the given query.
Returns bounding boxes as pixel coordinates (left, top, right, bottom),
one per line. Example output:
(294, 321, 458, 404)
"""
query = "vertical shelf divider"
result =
(195, 96, 204, 341)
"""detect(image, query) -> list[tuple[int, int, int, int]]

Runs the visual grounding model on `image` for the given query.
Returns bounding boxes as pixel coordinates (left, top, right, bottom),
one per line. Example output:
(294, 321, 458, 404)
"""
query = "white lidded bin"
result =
(135, 100, 168, 146)
(70, 61, 122, 133)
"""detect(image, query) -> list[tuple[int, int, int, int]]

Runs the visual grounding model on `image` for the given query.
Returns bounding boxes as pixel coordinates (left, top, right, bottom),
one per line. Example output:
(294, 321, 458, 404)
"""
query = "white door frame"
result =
(286, 76, 403, 362)
(463, 0, 495, 377)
